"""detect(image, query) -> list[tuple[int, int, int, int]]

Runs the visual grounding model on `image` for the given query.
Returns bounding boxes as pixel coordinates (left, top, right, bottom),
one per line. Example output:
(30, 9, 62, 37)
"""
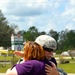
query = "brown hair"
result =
(23, 41, 44, 61)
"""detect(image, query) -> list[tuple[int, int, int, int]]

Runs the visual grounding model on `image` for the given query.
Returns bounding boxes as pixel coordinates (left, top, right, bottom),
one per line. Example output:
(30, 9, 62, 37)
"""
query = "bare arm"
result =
(14, 51, 24, 57)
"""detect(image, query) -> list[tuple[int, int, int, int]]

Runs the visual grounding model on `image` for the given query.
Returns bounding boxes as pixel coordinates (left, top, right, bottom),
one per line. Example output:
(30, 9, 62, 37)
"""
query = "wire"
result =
(0, 0, 72, 4)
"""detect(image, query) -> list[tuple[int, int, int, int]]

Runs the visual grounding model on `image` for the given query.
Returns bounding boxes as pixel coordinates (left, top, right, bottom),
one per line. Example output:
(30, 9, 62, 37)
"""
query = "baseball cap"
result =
(35, 35, 57, 51)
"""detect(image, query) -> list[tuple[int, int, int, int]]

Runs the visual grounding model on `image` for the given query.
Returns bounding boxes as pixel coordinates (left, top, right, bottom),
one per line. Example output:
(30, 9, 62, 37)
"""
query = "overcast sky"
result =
(0, 0, 75, 33)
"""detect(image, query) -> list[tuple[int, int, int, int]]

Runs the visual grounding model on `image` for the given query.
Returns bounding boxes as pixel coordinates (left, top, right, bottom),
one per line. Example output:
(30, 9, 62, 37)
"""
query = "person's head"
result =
(23, 41, 45, 61)
(35, 35, 57, 60)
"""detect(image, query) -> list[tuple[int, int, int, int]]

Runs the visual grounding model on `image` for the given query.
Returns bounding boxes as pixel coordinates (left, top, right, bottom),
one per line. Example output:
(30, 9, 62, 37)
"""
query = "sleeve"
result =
(59, 72, 65, 75)
(58, 68, 67, 75)
(15, 62, 33, 75)
(50, 57, 67, 75)
(50, 57, 57, 66)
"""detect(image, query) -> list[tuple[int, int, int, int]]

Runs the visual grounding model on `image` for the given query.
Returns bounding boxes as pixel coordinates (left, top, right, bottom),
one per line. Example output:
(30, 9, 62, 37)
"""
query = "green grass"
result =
(0, 55, 12, 61)
(0, 55, 21, 73)
(58, 63, 75, 73)
(0, 55, 75, 73)
(0, 55, 21, 61)
(56, 55, 75, 73)
(0, 62, 75, 73)
(0, 64, 11, 73)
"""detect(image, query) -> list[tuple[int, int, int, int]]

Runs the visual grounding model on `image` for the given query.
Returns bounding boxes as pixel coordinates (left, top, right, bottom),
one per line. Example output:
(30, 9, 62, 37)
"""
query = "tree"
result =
(58, 30, 68, 52)
(58, 29, 75, 51)
(0, 10, 14, 48)
(39, 31, 46, 35)
(23, 26, 46, 41)
(23, 26, 40, 41)
(48, 29, 59, 42)
(64, 30, 75, 50)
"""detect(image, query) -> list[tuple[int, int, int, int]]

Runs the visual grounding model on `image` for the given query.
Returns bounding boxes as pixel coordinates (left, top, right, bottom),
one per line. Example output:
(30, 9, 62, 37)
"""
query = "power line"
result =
(0, 1, 73, 4)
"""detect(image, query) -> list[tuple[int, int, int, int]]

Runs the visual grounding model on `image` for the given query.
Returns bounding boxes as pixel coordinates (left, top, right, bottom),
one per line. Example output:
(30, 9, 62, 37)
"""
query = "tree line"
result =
(0, 10, 75, 53)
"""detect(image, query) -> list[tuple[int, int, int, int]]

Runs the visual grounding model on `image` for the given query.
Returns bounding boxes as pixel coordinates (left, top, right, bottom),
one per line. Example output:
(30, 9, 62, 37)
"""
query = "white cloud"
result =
(42, 20, 56, 33)
(65, 24, 74, 30)
(72, 18, 75, 21)
(0, 0, 48, 16)
(27, 17, 35, 26)
(0, 0, 75, 32)
(70, 0, 75, 5)
(62, 7, 75, 18)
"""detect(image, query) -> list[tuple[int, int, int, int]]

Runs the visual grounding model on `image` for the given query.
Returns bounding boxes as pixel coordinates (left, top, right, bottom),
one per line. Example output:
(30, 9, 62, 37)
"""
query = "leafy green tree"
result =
(23, 26, 46, 41)
(39, 31, 46, 35)
(48, 29, 59, 42)
(58, 30, 69, 52)
(0, 10, 14, 48)
(23, 26, 40, 41)
(64, 30, 75, 50)
(58, 29, 75, 52)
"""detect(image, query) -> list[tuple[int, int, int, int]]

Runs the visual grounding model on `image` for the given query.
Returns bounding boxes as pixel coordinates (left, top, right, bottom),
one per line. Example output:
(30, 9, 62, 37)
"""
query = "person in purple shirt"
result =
(6, 41, 59, 75)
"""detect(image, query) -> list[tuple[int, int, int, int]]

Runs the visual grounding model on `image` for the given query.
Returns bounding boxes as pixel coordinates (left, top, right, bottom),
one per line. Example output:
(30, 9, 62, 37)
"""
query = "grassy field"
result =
(56, 55, 75, 73)
(58, 63, 75, 73)
(0, 55, 75, 73)
(0, 55, 21, 73)
(0, 64, 11, 73)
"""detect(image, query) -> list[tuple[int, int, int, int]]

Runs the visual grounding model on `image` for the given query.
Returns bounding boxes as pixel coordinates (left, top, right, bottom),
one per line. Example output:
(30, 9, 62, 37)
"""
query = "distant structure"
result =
(68, 50, 75, 59)
(11, 33, 24, 51)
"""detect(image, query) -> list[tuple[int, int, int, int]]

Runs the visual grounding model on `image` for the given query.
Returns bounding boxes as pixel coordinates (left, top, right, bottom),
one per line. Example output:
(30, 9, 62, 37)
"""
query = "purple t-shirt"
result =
(15, 60, 46, 75)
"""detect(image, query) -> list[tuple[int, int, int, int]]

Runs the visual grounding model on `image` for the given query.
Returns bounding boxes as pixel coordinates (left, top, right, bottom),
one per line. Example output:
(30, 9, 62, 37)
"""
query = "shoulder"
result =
(51, 57, 56, 60)
(50, 57, 57, 66)
(15, 60, 45, 75)
(16, 60, 43, 69)
(25, 60, 44, 64)
(6, 67, 18, 75)
(19, 60, 45, 68)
